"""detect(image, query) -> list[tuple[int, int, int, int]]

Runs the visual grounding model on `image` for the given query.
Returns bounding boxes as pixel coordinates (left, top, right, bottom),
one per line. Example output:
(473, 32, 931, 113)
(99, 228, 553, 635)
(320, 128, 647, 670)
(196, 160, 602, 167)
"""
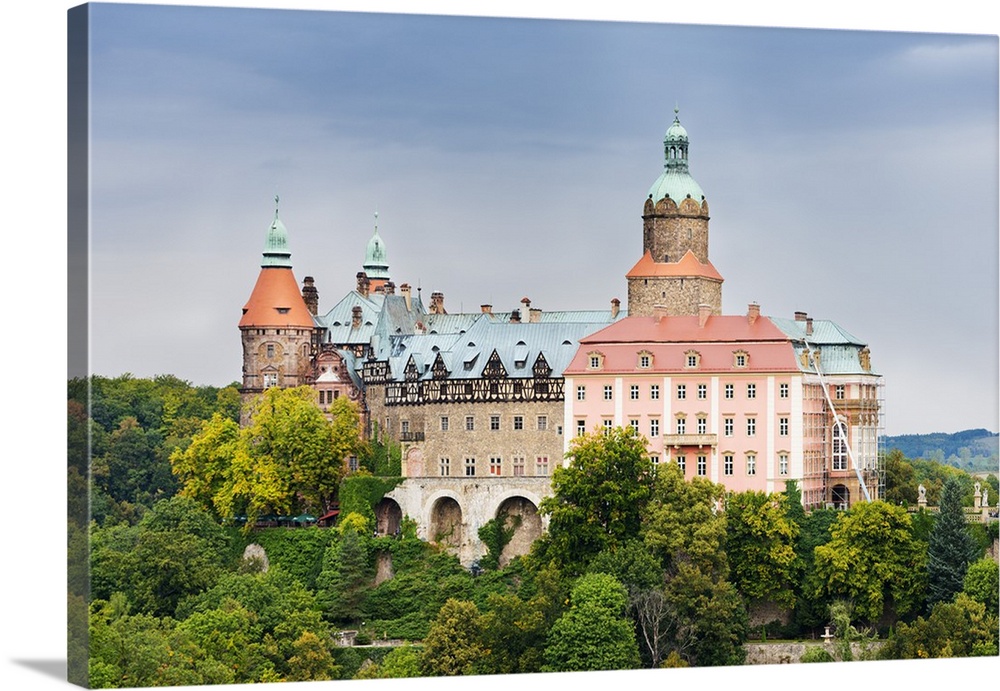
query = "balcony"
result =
(662, 433, 717, 449)
(399, 431, 425, 442)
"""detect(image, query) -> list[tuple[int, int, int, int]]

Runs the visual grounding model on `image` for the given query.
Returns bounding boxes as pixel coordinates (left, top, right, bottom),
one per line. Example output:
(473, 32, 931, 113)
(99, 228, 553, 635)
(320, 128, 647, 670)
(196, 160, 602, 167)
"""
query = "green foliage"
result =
(724, 490, 799, 608)
(542, 573, 641, 672)
(476, 592, 549, 674)
(315, 529, 373, 624)
(358, 435, 402, 476)
(883, 449, 919, 506)
(338, 473, 403, 530)
(172, 386, 363, 526)
(125, 496, 234, 617)
(962, 558, 999, 614)
(926, 477, 978, 609)
(420, 599, 486, 676)
(539, 427, 655, 573)
(353, 645, 424, 679)
(826, 600, 880, 662)
(881, 593, 999, 659)
(477, 512, 519, 572)
(243, 527, 337, 591)
(799, 646, 835, 663)
(812, 501, 926, 624)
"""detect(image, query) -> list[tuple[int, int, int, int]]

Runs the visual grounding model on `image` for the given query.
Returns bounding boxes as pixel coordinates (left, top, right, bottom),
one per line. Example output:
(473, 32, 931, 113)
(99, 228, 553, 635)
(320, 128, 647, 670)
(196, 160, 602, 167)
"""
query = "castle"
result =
(239, 111, 884, 565)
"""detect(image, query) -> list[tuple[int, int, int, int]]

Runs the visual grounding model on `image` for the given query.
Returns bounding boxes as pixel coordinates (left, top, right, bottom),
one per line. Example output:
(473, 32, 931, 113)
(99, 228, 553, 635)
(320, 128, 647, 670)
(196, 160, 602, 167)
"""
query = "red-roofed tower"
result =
(627, 109, 724, 317)
(239, 199, 317, 418)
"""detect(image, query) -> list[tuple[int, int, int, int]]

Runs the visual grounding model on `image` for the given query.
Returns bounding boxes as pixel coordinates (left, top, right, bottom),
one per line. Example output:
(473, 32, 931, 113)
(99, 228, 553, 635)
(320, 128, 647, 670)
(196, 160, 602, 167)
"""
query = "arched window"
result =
(832, 421, 848, 471)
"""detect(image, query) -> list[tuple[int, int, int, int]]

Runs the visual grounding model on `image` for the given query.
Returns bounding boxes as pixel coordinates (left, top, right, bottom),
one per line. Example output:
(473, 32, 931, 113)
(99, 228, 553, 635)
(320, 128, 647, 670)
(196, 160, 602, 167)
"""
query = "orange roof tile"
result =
(625, 249, 724, 281)
(239, 267, 315, 328)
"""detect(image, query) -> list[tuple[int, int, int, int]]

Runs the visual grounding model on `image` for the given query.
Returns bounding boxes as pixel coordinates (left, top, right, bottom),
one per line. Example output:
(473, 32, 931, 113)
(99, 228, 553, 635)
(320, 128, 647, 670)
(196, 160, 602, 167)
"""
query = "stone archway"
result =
(375, 497, 402, 535)
(831, 484, 850, 510)
(429, 496, 463, 548)
(495, 496, 542, 568)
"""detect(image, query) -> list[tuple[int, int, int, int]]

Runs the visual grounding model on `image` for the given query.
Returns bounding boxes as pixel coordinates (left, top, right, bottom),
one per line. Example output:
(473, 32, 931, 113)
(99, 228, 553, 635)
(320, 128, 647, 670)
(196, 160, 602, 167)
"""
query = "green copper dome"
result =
(363, 213, 390, 280)
(647, 108, 706, 205)
(261, 200, 292, 268)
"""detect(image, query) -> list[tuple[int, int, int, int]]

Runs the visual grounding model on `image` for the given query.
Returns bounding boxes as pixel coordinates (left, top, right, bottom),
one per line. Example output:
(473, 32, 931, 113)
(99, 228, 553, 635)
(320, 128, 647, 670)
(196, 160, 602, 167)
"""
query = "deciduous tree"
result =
(724, 490, 799, 608)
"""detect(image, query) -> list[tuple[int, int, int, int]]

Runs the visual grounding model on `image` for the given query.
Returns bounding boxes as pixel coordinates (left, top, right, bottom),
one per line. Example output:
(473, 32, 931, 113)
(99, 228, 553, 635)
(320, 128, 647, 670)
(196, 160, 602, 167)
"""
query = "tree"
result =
(315, 528, 373, 624)
(812, 501, 926, 623)
(538, 427, 654, 572)
(926, 476, 978, 609)
(724, 490, 799, 608)
(419, 599, 485, 676)
(882, 449, 919, 506)
(542, 573, 641, 672)
(640, 463, 747, 667)
(171, 386, 362, 525)
(476, 592, 548, 675)
(127, 497, 233, 617)
(881, 593, 999, 659)
(962, 557, 999, 615)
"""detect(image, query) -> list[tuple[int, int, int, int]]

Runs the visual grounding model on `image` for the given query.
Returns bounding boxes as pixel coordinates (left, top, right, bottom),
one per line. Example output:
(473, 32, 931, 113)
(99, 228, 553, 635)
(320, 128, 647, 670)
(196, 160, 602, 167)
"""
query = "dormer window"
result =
(276, 307, 290, 314)
(685, 350, 701, 369)
(637, 351, 653, 369)
(733, 350, 749, 368)
(587, 352, 605, 370)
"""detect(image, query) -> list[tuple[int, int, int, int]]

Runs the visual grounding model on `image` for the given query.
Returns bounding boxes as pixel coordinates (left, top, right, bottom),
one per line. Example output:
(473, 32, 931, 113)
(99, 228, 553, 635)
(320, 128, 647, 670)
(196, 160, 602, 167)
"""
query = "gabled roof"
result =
(625, 249, 724, 281)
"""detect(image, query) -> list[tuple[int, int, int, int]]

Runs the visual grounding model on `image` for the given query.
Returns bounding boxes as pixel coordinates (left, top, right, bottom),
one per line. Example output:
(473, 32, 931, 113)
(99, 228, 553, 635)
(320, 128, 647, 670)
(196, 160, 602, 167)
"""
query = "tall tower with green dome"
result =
(362, 212, 391, 292)
(626, 110, 724, 317)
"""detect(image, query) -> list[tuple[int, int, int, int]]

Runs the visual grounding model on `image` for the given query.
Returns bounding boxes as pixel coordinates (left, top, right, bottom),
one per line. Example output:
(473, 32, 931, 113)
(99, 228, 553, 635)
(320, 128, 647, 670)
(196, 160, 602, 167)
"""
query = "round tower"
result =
(627, 109, 724, 317)
(239, 199, 317, 419)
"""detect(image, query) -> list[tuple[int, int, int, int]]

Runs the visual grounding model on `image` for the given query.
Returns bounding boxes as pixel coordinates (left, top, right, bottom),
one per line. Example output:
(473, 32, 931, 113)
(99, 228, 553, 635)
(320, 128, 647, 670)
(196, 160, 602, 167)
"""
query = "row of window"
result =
(578, 415, 791, 438)
(647, 452, 789, 477)
(430, 415, 552, 432)
(438, 455, 550, 477)
(579, 382, 790, 401)
(587, 350, 752, 371)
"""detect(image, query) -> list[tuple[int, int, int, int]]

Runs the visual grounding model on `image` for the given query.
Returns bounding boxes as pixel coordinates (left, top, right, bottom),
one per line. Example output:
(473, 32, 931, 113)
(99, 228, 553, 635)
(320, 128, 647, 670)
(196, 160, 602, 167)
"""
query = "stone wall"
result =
(626, 275, 722, 318)
(385, 476, 552, 566)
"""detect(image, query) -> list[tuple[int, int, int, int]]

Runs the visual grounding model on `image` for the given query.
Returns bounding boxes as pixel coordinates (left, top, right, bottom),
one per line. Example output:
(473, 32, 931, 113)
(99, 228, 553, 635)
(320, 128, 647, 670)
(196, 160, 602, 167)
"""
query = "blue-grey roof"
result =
(770, 317, 876, 375)
(317, 290, 383, 345)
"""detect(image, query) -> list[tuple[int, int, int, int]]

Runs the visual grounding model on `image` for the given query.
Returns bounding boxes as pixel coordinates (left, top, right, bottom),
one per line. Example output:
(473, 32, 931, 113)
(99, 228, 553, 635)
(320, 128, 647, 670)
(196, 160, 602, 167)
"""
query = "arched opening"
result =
(831, 484, 850, 510)
(495, 496, 542, 568)
(375, 498, 402, 536)
(429, 497, 463, 548)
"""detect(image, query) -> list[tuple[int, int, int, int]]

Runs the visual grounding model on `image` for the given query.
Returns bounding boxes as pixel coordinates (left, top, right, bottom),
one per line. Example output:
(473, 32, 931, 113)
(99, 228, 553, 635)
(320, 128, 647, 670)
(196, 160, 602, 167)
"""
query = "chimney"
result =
(698, 303, 712, 328)
(481, 304, 493, 314)
(529, 307, 542, 323)
(806, 318, 814, 336)
(430, 291, 446, 315)
(747, 302, 760, 325)
(521, 297, 531, 310)
(510, 309, 522, 323)
(356, 272, 370, 299)
(351, 305, 362, 329)
(383, 281, 395, 296)
(302, 276, 319, 316)
(794, 310, 808, 322)
(611, 298, 620, 319)
(653, 304, 668, 324)
(400, 283, 412, 311)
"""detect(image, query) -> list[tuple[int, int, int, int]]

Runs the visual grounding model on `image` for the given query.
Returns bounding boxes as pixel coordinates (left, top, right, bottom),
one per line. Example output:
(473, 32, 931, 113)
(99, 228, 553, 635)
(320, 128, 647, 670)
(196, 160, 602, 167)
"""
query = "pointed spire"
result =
(363, 210, 390, 280)
(261, 195, 292, 268)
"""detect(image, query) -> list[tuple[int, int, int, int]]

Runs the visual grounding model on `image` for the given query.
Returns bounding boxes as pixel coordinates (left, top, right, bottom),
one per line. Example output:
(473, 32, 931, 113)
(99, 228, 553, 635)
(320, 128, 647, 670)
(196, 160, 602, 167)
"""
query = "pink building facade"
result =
(563, 306, 883, 508)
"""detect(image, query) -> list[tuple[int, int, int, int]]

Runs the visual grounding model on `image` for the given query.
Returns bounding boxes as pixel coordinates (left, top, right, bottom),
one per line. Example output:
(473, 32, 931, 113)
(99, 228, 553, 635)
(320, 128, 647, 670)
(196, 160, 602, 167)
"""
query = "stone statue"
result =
(918, 484, 926, 499)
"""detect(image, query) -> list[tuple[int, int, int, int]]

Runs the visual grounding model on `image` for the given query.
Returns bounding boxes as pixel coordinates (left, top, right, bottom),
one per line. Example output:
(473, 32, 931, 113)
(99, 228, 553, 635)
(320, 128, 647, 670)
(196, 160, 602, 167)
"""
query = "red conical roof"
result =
(239, 267, 315, 328)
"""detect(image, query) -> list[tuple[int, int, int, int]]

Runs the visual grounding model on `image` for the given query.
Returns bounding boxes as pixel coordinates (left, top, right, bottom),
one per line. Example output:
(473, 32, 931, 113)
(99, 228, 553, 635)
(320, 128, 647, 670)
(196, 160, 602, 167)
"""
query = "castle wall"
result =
(627, 275, 721, 317)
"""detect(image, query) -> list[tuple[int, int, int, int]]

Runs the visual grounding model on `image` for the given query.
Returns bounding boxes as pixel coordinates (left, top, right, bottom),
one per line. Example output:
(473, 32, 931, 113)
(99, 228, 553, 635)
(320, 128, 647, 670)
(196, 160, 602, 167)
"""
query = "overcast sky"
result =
(77, 2, 998, 437)
(2, 2, 998, 689)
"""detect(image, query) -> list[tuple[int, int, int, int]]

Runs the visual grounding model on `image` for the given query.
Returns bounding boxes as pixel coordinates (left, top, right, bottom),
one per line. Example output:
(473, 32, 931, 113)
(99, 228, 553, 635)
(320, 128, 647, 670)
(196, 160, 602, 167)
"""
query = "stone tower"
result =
(239, 200, 317, 420)
(626, 109, 724, 317)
